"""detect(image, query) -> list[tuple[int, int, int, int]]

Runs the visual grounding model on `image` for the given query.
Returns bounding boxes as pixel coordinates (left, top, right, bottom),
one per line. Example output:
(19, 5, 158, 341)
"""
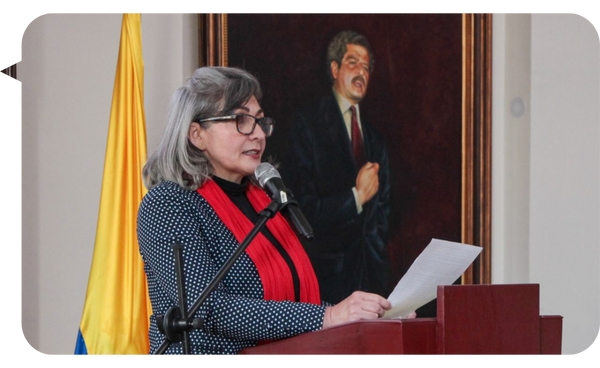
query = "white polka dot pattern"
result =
(137, 181, 327, 354)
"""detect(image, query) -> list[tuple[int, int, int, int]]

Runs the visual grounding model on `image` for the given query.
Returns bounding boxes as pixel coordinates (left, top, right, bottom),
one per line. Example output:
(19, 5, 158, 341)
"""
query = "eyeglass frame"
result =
(197, 113, 275, 137)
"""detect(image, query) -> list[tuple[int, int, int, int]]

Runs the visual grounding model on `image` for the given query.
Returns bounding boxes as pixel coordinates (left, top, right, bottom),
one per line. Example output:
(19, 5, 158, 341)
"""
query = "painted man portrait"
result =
(281, 30, 391, 303)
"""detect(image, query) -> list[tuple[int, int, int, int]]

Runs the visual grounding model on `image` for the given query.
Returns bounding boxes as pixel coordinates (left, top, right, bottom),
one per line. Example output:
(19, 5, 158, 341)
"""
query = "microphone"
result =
(254, 163, 314, 240)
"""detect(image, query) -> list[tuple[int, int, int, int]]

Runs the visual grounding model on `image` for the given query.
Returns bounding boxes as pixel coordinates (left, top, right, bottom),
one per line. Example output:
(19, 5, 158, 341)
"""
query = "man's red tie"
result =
(350, 105, 365, 168)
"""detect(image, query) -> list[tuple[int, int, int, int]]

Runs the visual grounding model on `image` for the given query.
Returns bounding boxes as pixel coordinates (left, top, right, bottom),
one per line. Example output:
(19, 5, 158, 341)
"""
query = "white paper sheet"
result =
(383, 238, 483, 319)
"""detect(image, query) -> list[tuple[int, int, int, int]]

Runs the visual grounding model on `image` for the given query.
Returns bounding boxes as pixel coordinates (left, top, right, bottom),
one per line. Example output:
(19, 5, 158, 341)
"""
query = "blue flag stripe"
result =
(74, 329, 88, 355)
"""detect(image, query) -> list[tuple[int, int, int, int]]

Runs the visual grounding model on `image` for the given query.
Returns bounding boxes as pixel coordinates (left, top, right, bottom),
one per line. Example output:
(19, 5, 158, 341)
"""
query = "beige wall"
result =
(16, 13, 599, 355)
(529, 14, 599, 354)
(492, 14, 599, 354)
(20, 14, 198, 354)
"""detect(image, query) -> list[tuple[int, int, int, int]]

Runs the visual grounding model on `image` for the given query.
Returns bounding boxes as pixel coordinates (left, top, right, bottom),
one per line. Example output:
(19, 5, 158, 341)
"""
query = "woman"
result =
(138, 67, 392, 354)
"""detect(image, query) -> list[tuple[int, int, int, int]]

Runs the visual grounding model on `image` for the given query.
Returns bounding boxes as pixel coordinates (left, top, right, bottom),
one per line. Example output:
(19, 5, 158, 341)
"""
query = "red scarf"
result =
(197, 179, 321, 305)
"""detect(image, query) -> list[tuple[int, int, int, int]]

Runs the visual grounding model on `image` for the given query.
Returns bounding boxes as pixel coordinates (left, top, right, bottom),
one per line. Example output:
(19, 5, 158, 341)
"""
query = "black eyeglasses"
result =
(198, 114, 275, 137)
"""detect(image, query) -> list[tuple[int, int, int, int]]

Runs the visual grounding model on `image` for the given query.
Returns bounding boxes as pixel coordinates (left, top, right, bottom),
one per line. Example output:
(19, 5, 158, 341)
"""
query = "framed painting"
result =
(198, 14, 491, 315)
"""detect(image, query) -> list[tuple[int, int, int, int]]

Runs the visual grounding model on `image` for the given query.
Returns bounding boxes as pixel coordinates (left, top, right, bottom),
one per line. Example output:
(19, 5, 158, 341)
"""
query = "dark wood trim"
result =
(198, 14, 228, 67)
(462, 14, 492, 285)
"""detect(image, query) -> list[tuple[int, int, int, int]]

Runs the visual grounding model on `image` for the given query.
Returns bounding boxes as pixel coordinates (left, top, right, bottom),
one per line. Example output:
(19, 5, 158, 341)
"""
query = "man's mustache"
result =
(352, 76, 366, 86)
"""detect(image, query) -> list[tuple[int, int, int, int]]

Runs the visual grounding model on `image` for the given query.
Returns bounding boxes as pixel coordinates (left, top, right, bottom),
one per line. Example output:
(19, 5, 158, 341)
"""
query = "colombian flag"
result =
(75, 14, 152, 354)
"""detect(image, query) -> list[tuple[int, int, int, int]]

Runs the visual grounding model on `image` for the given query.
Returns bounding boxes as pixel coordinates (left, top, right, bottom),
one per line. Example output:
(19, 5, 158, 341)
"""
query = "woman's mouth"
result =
(243, 149, 261, 158)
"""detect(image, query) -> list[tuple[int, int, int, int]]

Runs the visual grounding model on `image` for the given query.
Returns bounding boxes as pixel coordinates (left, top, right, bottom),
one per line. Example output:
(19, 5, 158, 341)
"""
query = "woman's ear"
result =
(188, 122, 205, 150)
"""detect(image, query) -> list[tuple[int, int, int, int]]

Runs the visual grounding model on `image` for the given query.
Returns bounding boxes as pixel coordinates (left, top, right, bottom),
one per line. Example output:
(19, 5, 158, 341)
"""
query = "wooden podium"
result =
(241, 284, 563, 354)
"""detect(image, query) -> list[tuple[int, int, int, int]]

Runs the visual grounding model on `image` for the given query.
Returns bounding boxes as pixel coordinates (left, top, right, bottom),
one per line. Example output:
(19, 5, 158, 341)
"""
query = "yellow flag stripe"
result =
(78, 13, 151, 355)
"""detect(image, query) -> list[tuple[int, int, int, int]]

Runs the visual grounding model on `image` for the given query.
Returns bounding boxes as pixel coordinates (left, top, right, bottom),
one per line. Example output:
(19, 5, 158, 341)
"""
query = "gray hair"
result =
(326, 30, 375, 81)
(142, 67, 263, 190)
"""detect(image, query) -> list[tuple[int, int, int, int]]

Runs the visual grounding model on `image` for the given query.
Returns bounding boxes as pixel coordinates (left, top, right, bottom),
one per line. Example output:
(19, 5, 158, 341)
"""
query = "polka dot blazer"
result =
(137, 181, 327, 354)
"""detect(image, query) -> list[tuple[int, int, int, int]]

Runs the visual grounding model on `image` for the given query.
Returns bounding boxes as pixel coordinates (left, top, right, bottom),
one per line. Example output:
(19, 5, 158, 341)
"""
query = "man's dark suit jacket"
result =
(282, 93, 391, 304)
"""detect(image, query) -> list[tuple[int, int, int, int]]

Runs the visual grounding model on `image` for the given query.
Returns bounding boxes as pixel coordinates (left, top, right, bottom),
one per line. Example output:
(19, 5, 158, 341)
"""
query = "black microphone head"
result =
(254, 162, 314, 240)
(255, 162, 280, 188)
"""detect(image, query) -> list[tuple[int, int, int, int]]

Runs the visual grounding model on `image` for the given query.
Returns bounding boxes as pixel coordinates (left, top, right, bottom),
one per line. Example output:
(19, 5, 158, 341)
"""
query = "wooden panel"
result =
(241, 319, 437, 354)
(437, 284, 540, 354)
(539, 316, 563, 354)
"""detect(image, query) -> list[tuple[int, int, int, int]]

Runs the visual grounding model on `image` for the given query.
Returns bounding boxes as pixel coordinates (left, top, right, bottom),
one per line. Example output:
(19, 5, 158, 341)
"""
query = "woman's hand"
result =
(322, 291, 391, 329)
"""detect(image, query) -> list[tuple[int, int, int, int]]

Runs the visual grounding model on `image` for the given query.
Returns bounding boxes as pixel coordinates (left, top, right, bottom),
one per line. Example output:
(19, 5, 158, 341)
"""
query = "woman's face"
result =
(190, 95, 266, 183)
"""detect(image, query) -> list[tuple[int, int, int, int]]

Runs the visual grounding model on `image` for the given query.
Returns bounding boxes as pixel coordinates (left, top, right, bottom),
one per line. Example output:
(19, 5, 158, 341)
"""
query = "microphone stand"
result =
(153, 199, 283, 354)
